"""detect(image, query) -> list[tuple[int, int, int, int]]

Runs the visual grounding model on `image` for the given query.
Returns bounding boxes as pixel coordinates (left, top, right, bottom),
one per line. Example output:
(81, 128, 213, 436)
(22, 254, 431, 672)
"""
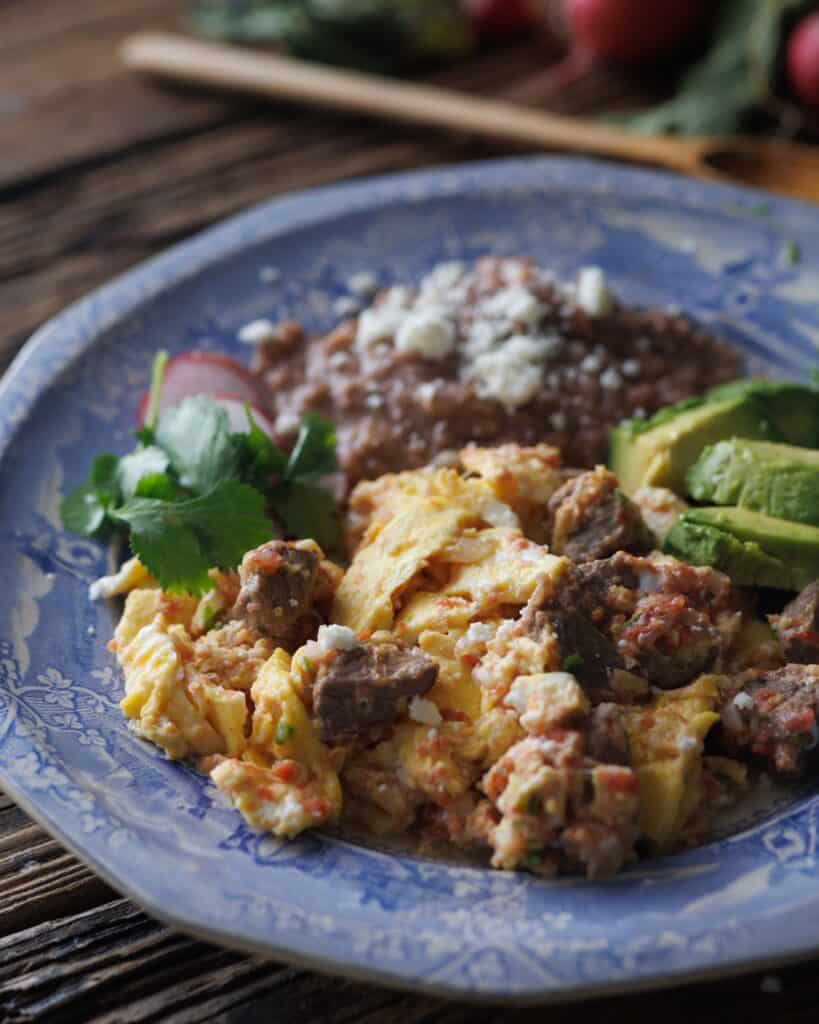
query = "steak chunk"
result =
(769, 582, 819, 664)
(547, 466, 651, 562)
(231, 541, 319, 650)
(546, 607, 626, 696)
(617, 592, 721, 689)
(524, 551, 737, 694)
(719, 664, 819, 774)
(313, 643, 438, 745)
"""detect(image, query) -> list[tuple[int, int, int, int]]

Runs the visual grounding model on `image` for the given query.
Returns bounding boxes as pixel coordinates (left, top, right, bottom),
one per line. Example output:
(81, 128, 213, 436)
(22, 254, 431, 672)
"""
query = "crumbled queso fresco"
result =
(250, 255, 742, 490)
(355, 261, 582, 411)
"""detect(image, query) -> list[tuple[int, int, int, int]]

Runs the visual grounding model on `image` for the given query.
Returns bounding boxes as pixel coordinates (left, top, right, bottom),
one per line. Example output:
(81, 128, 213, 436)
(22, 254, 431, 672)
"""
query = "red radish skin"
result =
(462, 0, 541, 37)
(135, 350, 270, 425)
(516, 0, 706, 101)
(566, 0, 706, 62)
(788, 11, 819, 108)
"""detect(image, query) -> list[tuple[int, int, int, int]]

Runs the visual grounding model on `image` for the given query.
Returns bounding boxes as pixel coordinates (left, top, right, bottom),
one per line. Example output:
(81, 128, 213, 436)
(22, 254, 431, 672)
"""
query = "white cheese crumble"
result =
(470, 349, 542, 410)
(465, 622, 495, 645)
(237, 318, 277, 345)
(599, 366, 623, 390)
(576, 266, 612, 317)
(333, 296, 361, 318)
(317, 624, 358, 651)
(482, 286, 544, 326)
(504, 673, 579, 715)
(732, 691, 755, 711)
(409, 696, 442, 726)
(677, 735, 699, 752)
(355, 288, 412, 348)
(580, 351, 603, 374)
(395, 309, 456, 360)
(621, 357, 642, 378)
(348, 271, 379, 296)
(467, 333, 559, 410)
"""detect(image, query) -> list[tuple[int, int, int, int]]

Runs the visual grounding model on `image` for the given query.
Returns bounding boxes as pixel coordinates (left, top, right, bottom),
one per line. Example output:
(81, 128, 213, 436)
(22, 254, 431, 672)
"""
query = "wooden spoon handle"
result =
(121, 32, 696, 174)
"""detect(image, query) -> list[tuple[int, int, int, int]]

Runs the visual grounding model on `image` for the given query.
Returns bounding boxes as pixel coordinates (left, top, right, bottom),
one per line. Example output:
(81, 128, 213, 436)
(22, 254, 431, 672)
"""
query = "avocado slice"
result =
(688, 439, 819, 526)
(610, 395, 778, 497)
(664, 506, 819, 591)
(611, 379, 819, 497)
(707, 380, 819, 448)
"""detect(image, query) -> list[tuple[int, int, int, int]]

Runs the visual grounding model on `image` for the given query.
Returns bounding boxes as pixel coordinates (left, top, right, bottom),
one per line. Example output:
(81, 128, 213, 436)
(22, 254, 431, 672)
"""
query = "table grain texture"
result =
(2, 2, 818, 1021)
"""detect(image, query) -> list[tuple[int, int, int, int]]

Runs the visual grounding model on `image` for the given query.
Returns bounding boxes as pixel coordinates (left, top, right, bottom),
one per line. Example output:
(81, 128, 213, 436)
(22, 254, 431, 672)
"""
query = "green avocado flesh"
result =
(687, 439, 819, 526)
(610, 379, 819, 498)
(664, 506, 819, 591)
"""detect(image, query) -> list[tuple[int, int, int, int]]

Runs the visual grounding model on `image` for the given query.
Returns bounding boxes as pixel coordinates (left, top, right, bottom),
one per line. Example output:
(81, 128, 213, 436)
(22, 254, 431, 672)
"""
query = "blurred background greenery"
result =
(190, 0, 819, 138)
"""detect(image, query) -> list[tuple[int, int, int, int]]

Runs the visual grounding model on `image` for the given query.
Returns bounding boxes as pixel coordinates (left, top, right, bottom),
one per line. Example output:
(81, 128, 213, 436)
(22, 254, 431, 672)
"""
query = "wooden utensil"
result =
(122, 32, 819, 204)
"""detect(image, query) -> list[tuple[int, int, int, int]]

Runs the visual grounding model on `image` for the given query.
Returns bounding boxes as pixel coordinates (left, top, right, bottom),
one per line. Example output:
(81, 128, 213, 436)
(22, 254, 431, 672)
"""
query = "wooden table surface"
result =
(2, 2, 819, 1021)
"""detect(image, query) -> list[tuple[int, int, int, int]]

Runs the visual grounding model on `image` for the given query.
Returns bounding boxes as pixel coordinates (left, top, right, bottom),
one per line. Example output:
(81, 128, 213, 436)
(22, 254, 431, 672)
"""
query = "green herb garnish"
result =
(61, 350, 340, 594)
(616, 0, 809, 138)
(275, 720, 295, 744)
(783, 241, 801, 266)
(563, 653, 585, 674)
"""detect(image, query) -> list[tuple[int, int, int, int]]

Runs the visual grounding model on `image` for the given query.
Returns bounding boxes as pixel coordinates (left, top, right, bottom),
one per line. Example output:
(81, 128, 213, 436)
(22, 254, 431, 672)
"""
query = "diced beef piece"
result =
(313, 643, 438, 745)
(586, 703, 631, 765)
(231, 541, 319, 650)
(520, 564, 632, 699)
(769, 582, 819, 664)
(547, 466, 651, 562)
(481, 732, 640, 879)
(616, 592, 721, 689)
(719, 664, 819, 775)
(528, 552, 738, 694)
(546, 607, 626, 696)
(552, 554, 643, 627)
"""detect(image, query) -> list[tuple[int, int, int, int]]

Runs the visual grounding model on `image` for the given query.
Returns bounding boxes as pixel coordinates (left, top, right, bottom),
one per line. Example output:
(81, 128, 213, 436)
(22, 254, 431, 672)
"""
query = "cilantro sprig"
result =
(62, 351, 340, 594)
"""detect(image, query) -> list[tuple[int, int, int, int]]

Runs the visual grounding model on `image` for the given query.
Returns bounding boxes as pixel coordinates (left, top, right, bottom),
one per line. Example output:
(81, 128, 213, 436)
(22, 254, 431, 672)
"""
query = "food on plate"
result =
(664, 506, 819, 592)
(610, 378, 819, 497)
(82, 428, 819, 878)
(687, 438, 819, 525)
(769, 582, 819, 664)
(63, 257, 819, 881)
(250, 257, 740, 491)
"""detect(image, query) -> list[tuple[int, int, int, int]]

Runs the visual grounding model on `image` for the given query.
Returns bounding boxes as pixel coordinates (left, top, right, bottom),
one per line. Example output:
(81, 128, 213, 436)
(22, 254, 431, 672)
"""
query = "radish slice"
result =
(136, 350, 269, 425)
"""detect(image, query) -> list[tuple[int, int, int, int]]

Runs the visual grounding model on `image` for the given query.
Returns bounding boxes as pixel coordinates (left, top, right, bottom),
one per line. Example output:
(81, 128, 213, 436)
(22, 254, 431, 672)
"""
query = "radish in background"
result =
(515, 0, 708, 99)
(788, 10, 819, 108)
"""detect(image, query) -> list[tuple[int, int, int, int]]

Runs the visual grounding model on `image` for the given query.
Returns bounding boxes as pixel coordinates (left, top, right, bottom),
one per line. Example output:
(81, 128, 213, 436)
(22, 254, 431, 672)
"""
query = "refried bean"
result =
(251, 257, 741, 492)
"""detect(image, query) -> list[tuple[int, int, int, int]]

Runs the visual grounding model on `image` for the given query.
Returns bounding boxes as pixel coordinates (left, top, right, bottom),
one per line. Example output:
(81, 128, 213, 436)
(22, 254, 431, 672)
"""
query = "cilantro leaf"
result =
(117, 446, 170, 500)
(233, 404, 289, 491)
(60, 454, 121, 536)
(134, 473, 178, 501)
(156, 396, 238, 493)
(113, 480, 273, 594)
(285, 413, 337, 482)
(270, 480, 340, 552)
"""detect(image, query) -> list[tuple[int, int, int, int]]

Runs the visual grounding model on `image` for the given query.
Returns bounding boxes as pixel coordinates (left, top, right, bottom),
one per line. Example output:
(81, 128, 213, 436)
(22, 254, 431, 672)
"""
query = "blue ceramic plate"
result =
(2, 157, 819, 1004)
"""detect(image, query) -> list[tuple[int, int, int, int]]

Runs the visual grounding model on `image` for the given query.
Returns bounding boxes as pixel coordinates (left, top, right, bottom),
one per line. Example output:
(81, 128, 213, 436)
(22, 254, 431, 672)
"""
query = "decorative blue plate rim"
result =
(2, 155, 819, 1004)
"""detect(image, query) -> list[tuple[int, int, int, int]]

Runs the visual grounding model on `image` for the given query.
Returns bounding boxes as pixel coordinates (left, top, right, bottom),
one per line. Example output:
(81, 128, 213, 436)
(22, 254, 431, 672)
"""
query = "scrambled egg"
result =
(106, 443, 745, 870)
